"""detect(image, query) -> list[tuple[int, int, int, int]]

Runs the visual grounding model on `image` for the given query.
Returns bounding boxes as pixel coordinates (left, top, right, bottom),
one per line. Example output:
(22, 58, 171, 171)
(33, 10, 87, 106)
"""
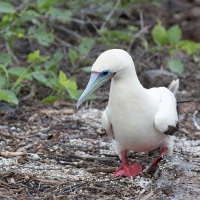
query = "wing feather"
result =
(102, 110, 113, 137)
(149, 80, 179, 134)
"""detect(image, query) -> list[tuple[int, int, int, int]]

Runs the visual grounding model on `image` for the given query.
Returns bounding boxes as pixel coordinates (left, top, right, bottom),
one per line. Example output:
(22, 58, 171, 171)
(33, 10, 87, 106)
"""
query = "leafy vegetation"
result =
(0, 0, 199, 104)
(151, 21, 200, 74)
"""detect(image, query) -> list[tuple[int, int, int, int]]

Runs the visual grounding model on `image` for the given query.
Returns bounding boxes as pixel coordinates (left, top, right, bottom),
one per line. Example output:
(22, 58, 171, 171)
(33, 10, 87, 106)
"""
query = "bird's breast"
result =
(106, 94, 165, 152)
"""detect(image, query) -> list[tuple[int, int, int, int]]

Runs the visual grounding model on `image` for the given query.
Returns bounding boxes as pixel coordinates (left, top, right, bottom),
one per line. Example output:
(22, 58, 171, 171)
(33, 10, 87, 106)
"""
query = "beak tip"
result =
(76, 100, 82, 109)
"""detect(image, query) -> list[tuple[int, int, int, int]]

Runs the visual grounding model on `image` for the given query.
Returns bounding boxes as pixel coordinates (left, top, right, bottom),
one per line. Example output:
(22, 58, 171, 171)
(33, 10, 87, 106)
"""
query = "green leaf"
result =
(20, 10, 40, 22)
(27, 50, 40, 63)
(28, 25, 54, 46)
(35, 30, 54, 46)
(0, 76, 6, 89)
(32, 71, 47, 85)
(167, 25, 182, 46)
(44, 52, 62, 71)
(0, 53, 12, 67)
(37, 0, 59, 10)
(0, 89, 18, 105)
(27, 50, 49, 63)
(81, 66, 92, 73)
(49, 8, 72, 22)
(68, 48, 79, 67)
(100, 28, 132, 44)
(0, 2, 15, 13)
(58, 71, 78, 99)
(59, 70, 67, 86)
(42, 95, 58, 103)
(8, 67, 29, 77)
(168, 59, 184, 74)
(48, 77, 60, 90)
(177, 40, 200, 55)
(151, 22, 168, 46)
(78, 38, 95, 56)
(64, 80, 78, 99)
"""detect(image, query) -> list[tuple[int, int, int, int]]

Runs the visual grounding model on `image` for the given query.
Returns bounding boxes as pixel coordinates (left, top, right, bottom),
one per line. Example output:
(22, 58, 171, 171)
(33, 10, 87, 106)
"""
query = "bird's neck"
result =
(111, 70, 145, 96)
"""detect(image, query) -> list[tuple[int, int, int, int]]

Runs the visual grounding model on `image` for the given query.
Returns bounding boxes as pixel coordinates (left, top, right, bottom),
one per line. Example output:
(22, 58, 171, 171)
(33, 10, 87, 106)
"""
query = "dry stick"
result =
(5, 41, 20, 65)
(100, 0, 121, 30)
(0, 150, 26, 158)
(39, 109, 75, 115)
(53, 101, 76, 107)
(139, 11, 144, 30)
(54, 36, 72, 48)
(53, 24, 82, 40)
(127, 25, 151, 53)
(140, 191, 155, 200)
(86, 167, 116, 173)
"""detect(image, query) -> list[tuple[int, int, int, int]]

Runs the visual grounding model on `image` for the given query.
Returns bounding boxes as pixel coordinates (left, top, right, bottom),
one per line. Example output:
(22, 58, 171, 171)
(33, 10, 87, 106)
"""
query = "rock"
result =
(140, 69, 177, 88)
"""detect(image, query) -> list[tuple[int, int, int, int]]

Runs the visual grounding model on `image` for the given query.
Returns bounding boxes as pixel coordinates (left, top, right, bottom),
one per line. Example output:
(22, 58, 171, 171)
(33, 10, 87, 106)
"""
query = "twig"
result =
(53, 24, 82, 40)
(139, 11, 144, 30)
(127, 25, 151, 52)
(140, 191, 154, 200)
(15, 0, 30, 11)
(0, 150, 26, 158)
(53, 101, 76, 107)
(100, 0, 121, 30)
(40, 108, 75, 115)
(54, 36, 72, 48)
(86, 167, 116, 173)
(29, 108, 75, 122)
(21, 85, 35, 101)
(5, 41, 20, 65)
(35, 179, 65, 184)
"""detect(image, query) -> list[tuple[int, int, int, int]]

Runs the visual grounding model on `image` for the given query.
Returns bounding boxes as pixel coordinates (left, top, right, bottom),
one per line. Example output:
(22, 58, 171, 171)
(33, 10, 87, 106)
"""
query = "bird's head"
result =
(77, 49, 133, 108)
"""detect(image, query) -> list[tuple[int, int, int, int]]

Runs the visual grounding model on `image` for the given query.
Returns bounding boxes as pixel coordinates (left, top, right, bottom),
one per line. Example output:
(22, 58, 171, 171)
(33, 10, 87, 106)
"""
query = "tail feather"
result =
(168, 79, 179, 95)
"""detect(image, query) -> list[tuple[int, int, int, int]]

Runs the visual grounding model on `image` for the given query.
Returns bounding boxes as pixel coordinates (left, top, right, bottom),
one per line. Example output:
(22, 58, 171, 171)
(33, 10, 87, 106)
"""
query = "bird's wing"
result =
(102, 110, 113, 137)
(149, 84, 179, 135)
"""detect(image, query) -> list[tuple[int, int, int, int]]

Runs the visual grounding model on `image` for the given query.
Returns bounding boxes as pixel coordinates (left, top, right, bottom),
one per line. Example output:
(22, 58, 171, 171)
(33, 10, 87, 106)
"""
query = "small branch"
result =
(29, 108, 75, 122)
(127, 25, 151, 53)
(53, 24, 82, 40)
(139, 11, 144, 30)
(86, 167, 116, 173)
(5, 41, 20, 65)
(54, 36, 72, 48)
(100, 0, 121, 30)
(0, 150, 26, 158)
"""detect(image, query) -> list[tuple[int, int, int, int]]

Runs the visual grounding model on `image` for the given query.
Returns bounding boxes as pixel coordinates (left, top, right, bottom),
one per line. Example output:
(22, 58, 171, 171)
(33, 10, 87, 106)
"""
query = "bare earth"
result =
(0, 96, 199, 199)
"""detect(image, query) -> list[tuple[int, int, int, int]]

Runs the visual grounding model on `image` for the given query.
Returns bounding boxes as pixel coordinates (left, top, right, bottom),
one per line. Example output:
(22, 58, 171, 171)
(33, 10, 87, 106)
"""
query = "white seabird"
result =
(77, 49, 179, 178)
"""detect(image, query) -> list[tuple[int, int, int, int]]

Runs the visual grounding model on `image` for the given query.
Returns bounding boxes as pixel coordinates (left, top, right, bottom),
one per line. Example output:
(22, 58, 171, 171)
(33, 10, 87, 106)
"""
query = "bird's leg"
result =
(145, 147, 168, 171)
(113, 150, 142, 178)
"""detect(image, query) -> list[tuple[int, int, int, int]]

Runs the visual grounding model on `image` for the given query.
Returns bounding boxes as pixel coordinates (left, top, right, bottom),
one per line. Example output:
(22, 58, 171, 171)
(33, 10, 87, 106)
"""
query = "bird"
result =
(77, 49, 179, 178)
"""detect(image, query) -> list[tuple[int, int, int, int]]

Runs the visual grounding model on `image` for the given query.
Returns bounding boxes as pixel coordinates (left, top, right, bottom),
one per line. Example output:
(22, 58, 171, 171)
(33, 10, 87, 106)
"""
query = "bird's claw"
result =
(145, 147, 168, 171)
(113, 162, 142, 178)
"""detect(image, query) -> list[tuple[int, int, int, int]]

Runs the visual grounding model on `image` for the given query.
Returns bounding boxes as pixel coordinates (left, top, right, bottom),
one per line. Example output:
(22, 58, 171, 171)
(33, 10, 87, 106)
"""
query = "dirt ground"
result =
(0, 89, 199, 199)
(0, 0, 200, 199)
(0, 59, 200, 199)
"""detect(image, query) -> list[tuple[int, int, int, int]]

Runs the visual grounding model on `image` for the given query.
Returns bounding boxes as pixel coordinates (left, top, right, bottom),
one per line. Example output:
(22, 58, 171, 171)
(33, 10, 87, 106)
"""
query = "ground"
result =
(0, 0, 200, 199)
(0, 82, 199, 199)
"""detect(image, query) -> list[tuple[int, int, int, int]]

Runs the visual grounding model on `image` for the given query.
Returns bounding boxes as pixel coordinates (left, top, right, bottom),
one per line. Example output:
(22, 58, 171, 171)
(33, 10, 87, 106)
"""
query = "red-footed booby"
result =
(77, 49, 179, 178)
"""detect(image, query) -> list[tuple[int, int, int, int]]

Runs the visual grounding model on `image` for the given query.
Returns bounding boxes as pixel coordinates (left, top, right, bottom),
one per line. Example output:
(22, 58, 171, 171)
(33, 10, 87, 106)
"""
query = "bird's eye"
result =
(100, 70, 109, 77)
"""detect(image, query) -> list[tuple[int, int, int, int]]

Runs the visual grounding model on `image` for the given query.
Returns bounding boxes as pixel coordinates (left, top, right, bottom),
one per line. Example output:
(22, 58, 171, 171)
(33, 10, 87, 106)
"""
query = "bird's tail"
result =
(168, 79, 179, 95)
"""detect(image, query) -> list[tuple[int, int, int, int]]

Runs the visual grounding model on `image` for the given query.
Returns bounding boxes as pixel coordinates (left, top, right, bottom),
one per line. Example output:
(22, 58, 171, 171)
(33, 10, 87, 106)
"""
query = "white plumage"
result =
(77, 49, 179, 177)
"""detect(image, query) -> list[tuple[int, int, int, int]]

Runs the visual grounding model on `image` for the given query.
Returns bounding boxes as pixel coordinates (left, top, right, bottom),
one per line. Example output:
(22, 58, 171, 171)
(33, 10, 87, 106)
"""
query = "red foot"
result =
(113, 150, 142, 178)
(145, 147, 168, 171)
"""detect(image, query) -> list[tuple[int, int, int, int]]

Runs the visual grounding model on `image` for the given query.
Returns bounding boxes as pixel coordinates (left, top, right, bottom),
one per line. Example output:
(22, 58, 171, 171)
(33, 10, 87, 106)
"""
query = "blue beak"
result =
(77, 72, 114, 108)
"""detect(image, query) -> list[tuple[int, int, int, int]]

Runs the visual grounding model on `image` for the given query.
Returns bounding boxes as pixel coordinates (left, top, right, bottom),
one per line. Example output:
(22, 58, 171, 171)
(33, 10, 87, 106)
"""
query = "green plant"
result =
(68, 37, 95, 68)
(0, 0, 79, 104)
(0, 0, 170, 105)
(0, 49, 82, 104)
(151, 21, 200, 74)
